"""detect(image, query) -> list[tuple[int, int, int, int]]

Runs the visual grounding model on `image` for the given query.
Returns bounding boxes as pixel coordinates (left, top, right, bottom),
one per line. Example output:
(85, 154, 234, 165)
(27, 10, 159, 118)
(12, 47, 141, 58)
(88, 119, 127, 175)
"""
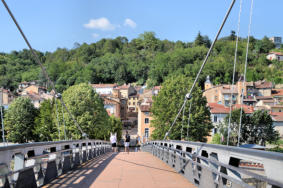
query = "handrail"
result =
(0, 139, 111, 187)
(143, 140, 283, 188)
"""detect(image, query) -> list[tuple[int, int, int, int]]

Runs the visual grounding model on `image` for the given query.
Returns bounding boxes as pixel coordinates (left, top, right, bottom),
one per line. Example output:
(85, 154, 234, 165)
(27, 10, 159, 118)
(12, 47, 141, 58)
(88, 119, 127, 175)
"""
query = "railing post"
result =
(13, 153, 25, 181)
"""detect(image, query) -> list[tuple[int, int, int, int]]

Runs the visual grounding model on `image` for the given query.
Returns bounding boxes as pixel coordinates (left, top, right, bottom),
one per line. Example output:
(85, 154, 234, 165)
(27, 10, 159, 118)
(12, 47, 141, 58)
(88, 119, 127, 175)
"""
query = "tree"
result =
(151, 75, 213, 142)
(109, 116, 123, 141)
(255, 36, 275, 54)
(34, 99, 57, 141)
(4, 97, 38, 143)
(242, 110, 279, 146)
(61, 83, 110, 140)
(220, 109, 279, 146)
(194, 32, 211, 48)
(138, 31, 160, 51)
(223, 109, 249, 146)
(229, 30, 236, 41)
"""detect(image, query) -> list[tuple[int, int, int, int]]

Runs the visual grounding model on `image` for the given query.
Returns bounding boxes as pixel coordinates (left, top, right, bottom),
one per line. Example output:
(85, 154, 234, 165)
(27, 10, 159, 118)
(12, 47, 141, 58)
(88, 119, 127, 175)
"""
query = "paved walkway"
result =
(44, 152, 195, 188)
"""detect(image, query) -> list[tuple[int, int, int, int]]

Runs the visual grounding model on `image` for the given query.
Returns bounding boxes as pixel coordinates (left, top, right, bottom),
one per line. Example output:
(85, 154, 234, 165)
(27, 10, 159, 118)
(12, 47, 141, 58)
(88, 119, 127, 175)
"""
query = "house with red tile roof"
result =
(272, 89, 283, 102)
(267, 51, 283, 61)
(138, 98, 154, 143)
(208, 103, 254, 135)
(270, 112, 283, 137)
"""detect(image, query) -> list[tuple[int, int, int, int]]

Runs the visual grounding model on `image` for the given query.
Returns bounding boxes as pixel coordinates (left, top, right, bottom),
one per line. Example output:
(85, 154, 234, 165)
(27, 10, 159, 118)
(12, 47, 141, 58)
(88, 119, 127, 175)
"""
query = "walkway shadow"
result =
(114, 157, 178, 174)
(43, 152, 117, 188)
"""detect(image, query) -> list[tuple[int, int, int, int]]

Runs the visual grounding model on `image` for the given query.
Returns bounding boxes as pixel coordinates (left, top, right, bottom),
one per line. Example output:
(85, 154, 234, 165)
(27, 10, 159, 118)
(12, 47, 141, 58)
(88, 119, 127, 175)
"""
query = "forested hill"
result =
(0, 31, 282, 93)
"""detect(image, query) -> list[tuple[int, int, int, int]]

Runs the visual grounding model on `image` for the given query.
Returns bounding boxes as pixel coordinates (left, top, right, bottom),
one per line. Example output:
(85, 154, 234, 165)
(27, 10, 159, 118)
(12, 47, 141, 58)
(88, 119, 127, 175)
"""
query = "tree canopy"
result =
(151, 75, 213, 142)
(215, 109, 279, 146)
(0, 32, 282, 94)
(61, 83, 110, 140)
(4, 97, 38, 143)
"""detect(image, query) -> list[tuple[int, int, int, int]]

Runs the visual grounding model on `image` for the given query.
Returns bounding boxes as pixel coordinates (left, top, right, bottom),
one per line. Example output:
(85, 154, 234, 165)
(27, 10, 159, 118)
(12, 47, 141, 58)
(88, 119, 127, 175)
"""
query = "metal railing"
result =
(142, 140, 283, 188)
(0, 140, 111, 187)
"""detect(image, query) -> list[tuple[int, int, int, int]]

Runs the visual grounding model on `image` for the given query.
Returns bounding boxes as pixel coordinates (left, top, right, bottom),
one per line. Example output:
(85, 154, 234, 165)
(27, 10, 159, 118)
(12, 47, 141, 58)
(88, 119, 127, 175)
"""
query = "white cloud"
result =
(84, 17, 115, 31)
(92, 33, 99, 38)
(124, 18, 137, 28)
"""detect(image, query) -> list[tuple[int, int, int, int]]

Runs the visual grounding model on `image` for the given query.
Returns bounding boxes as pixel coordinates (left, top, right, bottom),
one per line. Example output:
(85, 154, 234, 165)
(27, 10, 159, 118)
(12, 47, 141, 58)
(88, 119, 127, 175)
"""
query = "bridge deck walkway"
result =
(43, 151, 195, 188)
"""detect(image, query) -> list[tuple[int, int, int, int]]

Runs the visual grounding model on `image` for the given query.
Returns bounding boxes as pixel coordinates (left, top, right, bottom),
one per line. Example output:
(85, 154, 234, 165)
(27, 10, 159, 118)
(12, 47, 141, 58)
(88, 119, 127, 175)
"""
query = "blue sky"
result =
(0, 0, 282, 52)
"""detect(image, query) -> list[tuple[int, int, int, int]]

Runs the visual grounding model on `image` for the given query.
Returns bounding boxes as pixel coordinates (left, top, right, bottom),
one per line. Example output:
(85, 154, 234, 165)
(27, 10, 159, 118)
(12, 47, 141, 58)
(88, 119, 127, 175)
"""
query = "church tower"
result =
(205, 75, 212, 90)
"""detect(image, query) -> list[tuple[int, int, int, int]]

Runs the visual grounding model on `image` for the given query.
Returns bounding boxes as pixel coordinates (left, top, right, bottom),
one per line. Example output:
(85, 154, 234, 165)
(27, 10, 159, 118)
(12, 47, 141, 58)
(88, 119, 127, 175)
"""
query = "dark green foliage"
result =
(224, 109, 249, 146)
(34, 100, 57, 141)
(0, 32, 282, 93)
(242, 110, 279, 146)
(109, 116, 123, 141)
(219, 109, 279, 146)
(151, 75, 213, 142)
(4, 97, 38, 143)
(61, 83, 111, 140)
(255, 36, 275, 54)
(194, 32, 211, 48)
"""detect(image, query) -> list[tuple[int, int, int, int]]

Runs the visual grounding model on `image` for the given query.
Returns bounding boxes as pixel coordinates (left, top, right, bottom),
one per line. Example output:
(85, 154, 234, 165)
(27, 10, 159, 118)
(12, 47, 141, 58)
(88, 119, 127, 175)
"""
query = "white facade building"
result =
(269, 37, 282, 49)
(91, 84, 118, 95)
(267, 52, 283, 61)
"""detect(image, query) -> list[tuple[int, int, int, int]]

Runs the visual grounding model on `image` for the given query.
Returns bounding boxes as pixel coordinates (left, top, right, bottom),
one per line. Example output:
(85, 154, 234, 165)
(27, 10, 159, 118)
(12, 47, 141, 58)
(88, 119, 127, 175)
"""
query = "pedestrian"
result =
(110, 132, 117, 153)
(124, 131, 130, 154)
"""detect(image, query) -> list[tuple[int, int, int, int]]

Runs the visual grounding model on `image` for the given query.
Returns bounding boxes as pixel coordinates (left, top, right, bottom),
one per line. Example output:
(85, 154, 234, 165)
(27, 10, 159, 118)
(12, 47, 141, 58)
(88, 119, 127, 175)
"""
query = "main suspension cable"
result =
(1, 0, 87, 139)
(163, 0, 236, 140)
(238, 0, 254, 147)
(227, 0, 243, 146)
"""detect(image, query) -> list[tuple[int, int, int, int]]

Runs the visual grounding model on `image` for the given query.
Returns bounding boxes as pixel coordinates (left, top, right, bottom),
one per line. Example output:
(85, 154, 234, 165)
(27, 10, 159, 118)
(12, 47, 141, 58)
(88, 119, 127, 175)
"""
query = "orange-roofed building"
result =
(272, 89, 283, 102)
(137, 98, 154, 143)
(270, 112, 283, 137)
(267, 51, 283, 61)
(208, 103, 254, 136)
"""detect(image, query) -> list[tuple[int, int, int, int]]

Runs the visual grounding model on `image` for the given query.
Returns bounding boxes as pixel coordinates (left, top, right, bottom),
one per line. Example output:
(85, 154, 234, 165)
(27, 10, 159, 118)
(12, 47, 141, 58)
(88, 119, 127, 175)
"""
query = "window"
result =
(144, 112, 150, 116)
(133, 102, 135, 105)
(145, 118, 149, 124)
(129, 102, 131, 105)
(214, 115, 217, 122)
(213, 128, 218, 134)
(145, 128, 149, 137)
(225, 101, 230, 106)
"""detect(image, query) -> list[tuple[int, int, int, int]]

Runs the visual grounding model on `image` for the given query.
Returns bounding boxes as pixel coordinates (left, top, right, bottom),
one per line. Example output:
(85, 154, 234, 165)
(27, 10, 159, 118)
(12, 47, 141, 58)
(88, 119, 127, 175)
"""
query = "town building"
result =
(271, 112, 283, 137)
(101, 95, 121, 118)
(91, 84, 126, 120)
(267, 52, 283, 61)
(128, 94, 139, 112)
(272, 89, 283, 102)
(17, 82, 53, 108)
(204, 76, 273, 107)
(269, 36, 282, 49)
(137, 98, 154, 143)
(91, 84, 118, 95)
(208, 103, 254, 129)
(136, 85, 162, 142)
(152, 86, 161, 96)
(116, 84, 136, 99)
(0, 88, 13, 108)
